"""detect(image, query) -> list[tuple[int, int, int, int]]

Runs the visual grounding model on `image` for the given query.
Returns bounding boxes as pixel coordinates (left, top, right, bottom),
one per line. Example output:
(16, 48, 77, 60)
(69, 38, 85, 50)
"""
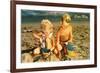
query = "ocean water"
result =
(21, 9, 90, 25)
(21, 15, 90, 25)
(21, 15, 61, 24)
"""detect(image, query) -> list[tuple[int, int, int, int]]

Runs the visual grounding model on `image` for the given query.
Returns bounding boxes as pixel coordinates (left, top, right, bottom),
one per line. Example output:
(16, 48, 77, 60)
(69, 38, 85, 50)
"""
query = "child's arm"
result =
(56, 31, 62, 51)
(64, 25, 73, 46)
(56, 32, 60, 45)
(68, 26, 73, 43)
(33, 33, 41, 39)
(33, 33, 42, 43)
(51, 37, 55, 51)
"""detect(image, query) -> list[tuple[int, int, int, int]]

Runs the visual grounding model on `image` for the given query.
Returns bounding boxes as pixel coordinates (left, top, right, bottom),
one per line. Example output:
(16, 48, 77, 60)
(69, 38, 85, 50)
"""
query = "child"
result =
(55, 13, 77, 60)
(40, 19, 55, 54)
(33, 19, 55, 61)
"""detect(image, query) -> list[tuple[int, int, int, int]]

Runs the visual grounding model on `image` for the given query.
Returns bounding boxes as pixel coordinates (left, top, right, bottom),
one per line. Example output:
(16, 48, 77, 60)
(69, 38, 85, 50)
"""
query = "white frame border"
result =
(16, 4, 95, 69)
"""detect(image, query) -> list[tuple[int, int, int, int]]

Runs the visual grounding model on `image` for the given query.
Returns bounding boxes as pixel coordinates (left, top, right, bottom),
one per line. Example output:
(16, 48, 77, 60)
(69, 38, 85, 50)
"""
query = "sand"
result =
(21, 21, 90, 62)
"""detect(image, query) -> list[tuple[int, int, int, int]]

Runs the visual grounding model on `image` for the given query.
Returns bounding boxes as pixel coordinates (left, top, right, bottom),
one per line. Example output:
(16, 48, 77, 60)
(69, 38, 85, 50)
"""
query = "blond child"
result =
(55, 13, 75, 60)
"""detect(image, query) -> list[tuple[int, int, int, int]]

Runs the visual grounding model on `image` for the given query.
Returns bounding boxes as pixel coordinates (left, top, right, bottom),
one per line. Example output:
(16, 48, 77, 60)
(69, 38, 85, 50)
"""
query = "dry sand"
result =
(21, 21, 90, 62)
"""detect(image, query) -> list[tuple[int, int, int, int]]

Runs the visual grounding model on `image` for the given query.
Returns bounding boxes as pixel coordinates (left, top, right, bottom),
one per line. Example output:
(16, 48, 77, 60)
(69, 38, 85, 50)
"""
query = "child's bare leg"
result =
(64, 47, 68, 56)
(58, 51, 62, 60)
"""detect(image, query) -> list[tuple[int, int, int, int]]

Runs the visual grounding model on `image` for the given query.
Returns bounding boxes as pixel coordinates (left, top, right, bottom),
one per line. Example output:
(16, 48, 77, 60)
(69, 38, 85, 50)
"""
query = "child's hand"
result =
(54, 49, 58, 54)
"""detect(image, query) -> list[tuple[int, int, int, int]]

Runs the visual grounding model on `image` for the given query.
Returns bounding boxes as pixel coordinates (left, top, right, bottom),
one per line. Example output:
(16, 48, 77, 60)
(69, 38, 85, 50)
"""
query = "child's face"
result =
(41, 19, 53, 35)
(62, 14, 71, 25)
(42, 24, 53, 34)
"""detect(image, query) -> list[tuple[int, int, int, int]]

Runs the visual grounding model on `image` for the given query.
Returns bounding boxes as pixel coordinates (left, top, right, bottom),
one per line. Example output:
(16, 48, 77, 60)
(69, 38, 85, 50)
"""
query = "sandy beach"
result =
(21, 21, 90, 62)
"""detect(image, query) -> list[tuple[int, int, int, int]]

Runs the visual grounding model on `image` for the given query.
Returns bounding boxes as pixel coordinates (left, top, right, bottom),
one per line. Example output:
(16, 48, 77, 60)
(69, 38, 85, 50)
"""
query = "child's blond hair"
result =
(40, 19, 53, 32)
